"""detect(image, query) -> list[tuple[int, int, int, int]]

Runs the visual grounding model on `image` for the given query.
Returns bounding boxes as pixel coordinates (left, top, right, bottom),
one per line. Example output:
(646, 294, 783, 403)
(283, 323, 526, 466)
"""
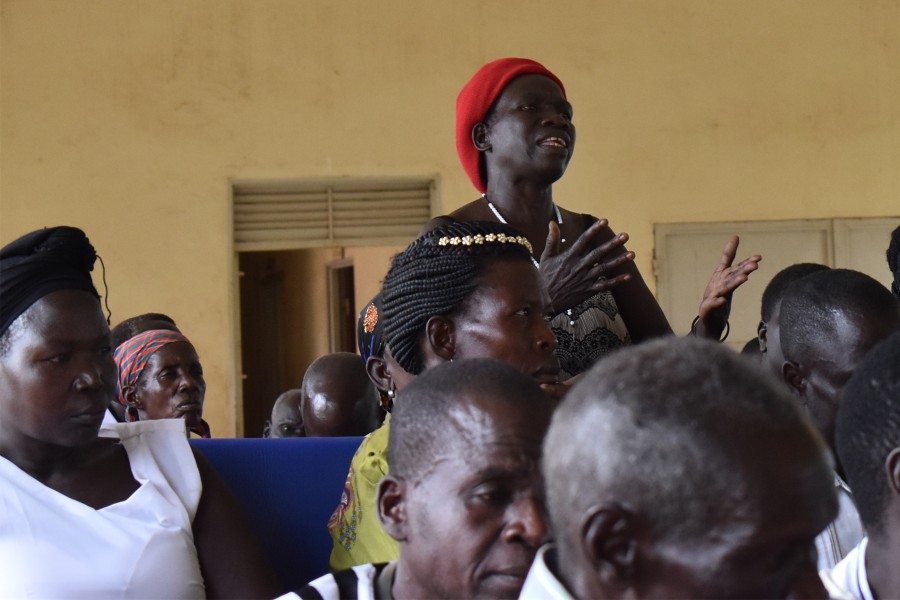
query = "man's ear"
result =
(580, 503, 638, 586)
(123, 385, 142, 409)
(472, 122, 491, 152)
(757, 321, 768, 353)
(782, 361, 806, 396)
(886, 448, 900, 498)
(377, 475, 409, 542)
(423, 315, 455, 366)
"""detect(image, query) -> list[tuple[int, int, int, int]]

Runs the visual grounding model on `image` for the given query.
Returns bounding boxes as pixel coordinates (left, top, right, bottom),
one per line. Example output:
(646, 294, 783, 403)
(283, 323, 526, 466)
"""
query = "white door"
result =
(654, 218, 899, 350)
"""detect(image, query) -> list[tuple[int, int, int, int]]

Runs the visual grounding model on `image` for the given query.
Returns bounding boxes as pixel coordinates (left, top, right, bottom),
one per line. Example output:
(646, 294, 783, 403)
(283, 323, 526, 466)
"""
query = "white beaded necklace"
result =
(482, 194, 575, 326)
(482, 194, 566, 269)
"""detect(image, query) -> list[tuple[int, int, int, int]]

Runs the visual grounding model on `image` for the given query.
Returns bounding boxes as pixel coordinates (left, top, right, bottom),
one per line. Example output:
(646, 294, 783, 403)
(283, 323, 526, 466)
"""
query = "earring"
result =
(382, 388, 395, 413)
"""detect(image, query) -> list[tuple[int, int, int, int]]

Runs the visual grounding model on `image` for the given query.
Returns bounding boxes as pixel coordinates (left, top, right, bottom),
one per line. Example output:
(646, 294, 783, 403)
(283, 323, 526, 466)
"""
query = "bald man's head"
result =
(301, 352, 380, 437)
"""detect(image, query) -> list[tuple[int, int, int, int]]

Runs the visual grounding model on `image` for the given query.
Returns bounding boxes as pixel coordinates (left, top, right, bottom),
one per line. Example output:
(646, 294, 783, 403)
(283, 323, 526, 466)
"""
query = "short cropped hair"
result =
(381, 221, 534, 375)
(836, 331, 900, 532)
(759, 263, 830, 322)
(544, 337, 815, 544)
(388, 358, 552, 481)
(780, 269, 900, 365)
(111, 313, 179, 348)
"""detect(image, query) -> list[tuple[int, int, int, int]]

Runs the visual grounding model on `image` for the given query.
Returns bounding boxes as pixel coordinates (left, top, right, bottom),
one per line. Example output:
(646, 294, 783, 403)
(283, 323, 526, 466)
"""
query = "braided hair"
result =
(382, 220, 535, 375)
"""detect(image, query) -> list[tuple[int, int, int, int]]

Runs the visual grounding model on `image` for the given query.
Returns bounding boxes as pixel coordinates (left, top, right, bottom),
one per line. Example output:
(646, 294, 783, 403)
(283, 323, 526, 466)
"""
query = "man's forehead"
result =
(445, 398, 547, 446)
(425, 440, 543, 488)
(416, 401, 543, 475)
(808, 312, 897, 367)
(274, 394, 302, 414)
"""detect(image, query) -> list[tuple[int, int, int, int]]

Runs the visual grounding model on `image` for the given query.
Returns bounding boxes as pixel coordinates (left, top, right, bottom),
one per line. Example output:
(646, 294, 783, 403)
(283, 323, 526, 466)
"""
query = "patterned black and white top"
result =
(551, 290, 630, 380)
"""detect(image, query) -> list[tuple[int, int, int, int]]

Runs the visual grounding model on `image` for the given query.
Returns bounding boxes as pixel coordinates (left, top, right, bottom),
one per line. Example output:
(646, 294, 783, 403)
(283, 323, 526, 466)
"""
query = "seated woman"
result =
(436, 57, 760, 378)
(106, 312, 180, 423)
(329, 220, 561, 571)
(114, 328, 212, 437)
(0, 226, 277, 598)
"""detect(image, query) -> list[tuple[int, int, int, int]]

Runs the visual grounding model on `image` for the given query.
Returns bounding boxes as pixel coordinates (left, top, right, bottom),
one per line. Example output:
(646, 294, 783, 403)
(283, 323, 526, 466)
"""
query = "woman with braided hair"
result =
(381, 220, 560, 384)
(428, 57, 762, 379)
(329, 220, 561, 572)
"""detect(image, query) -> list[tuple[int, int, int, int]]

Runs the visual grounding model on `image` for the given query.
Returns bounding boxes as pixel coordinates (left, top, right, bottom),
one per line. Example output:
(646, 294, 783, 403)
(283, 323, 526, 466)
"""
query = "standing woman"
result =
(0, 226, 277, 598)
(437, 58, 759, 378)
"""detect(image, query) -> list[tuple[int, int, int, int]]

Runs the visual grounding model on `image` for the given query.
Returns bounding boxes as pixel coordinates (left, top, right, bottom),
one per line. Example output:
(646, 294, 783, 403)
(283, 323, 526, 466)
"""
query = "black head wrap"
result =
(0, 226, 99, 336)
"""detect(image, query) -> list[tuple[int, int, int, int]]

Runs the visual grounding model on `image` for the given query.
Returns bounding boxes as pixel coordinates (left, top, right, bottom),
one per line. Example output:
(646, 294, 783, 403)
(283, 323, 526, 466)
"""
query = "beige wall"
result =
(2, 0, 898, 435)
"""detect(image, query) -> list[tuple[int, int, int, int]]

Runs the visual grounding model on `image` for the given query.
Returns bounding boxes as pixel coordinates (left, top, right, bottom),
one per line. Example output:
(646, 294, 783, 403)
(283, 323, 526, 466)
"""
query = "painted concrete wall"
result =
(2, 0, 898, 435)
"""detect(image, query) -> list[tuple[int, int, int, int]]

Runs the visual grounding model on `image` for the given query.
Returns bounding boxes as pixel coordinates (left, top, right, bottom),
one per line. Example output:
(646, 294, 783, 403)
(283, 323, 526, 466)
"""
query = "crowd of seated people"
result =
(2, 56, 899, 600)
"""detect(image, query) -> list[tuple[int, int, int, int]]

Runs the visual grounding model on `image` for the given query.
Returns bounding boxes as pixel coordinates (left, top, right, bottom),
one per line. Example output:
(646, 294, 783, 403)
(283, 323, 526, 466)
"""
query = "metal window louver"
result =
(233, 179, 433, 251)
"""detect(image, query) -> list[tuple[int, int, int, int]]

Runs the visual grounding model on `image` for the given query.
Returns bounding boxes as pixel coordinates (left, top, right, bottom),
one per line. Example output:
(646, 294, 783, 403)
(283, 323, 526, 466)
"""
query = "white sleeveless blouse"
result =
(0, 419, 205, 599)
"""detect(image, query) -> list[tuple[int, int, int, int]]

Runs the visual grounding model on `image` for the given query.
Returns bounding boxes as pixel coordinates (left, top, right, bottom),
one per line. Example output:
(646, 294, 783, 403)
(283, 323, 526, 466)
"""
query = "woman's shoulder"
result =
(351, 423, 390, 483)
(355, 423, 390, 459)
(99, 416, 188, 441)
(557, 206, 620, 243)
(417, 198, 490, 236)
(447, 198, 492, 221)
(556, 205, 600, 228)
(105, 419, 202, 513)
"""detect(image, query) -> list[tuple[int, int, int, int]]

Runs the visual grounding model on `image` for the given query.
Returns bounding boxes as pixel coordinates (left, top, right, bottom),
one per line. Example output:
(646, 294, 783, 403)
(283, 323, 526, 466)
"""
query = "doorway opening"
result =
(237, 245, 402, 437)
(232, 177, 434, 436)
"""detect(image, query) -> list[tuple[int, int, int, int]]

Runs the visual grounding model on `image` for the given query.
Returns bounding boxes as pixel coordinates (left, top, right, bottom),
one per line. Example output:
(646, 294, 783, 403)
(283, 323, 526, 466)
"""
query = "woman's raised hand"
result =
(693, 236, 762, 339)
(539, 219, 635, 315)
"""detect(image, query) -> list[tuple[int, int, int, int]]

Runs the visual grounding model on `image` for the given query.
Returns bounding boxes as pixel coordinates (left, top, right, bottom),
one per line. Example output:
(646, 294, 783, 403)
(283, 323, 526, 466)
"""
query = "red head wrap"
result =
(113, 328, 211, 437)
(114, 329, 190, 407)
(455, 58, 566, 193)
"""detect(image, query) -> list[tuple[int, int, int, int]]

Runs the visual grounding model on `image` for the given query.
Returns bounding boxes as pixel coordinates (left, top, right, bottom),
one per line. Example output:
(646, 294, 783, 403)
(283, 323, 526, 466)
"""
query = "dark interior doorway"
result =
(238, 248, 356, 437)
(327, 260, 357, 354)
(239, 252, 286, 438)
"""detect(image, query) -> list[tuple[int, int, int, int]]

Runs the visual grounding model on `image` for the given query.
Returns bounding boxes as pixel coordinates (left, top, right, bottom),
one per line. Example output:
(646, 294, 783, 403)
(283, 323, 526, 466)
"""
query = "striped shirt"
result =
(280, 563, 394, 600)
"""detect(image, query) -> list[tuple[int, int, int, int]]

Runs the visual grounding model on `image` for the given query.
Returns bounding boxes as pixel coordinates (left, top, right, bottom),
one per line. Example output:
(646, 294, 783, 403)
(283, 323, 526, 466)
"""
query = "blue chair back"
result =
(190, 436, 362, 590)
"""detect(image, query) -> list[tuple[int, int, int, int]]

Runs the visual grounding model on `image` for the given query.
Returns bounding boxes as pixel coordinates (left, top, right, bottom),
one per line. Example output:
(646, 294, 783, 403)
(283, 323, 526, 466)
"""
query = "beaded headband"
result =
(436, 233, 533, 255)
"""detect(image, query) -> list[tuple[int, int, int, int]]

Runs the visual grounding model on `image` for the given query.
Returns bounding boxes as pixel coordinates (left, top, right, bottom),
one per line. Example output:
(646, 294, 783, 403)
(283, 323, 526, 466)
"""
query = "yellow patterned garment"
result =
(328, 423, 399, 570)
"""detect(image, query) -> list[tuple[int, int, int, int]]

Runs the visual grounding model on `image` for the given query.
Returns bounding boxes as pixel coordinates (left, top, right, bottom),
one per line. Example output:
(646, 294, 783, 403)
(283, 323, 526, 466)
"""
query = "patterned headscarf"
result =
(456, 57, 566, 193)
(113, 329, 211, 438)
(114, 329, 189, 403)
